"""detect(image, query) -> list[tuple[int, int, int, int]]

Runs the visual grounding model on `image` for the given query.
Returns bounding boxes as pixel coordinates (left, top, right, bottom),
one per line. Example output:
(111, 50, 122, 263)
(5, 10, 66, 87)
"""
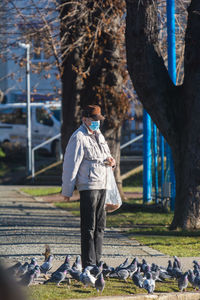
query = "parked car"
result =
(0, 103, 61, 155)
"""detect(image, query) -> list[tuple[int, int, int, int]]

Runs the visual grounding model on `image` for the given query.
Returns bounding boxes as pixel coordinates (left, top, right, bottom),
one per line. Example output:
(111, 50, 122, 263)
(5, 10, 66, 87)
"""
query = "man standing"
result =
(62, 105, 115, 268)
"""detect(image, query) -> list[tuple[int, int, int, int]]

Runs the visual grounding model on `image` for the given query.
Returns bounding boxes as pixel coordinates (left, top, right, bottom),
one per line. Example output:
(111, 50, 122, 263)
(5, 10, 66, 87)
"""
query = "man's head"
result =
(82, 105, 105, 121)
(82, 105, 105, 132)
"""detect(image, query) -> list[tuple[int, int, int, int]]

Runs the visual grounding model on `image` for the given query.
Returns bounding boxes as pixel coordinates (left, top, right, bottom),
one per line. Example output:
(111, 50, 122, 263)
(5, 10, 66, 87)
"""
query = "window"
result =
(36, 107, 53, 126)
(0, 108, 26, 125)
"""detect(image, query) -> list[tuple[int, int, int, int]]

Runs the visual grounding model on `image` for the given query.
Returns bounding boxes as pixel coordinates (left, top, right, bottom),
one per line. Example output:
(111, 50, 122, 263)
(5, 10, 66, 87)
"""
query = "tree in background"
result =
(60, 0, 131, 194)
(0, 0, 62, 101)
(125, 0, 200, 229)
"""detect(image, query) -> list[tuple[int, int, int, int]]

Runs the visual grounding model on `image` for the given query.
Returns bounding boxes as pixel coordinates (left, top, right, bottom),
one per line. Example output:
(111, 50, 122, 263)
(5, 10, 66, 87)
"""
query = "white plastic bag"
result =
(105, 167, 122, 213)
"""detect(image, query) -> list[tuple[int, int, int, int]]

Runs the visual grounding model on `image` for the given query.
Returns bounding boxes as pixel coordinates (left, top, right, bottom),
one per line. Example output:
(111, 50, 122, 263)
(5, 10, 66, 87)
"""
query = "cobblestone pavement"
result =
(0, 185, 199, 272)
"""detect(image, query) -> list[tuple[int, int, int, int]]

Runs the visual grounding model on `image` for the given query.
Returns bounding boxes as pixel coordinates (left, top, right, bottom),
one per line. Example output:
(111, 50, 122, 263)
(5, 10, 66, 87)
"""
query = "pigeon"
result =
(114, 258, 129, 273)
(28, 258, 37, 272)
(188, 269, 196, 288)
(102, 263, 114, 278)
(44, 269, 67, 286)
(126, 259, 138, 276)
(193, 264, 200, 276)
(34, 265, 41, 280)
(173, 256, 181, 269)
(193, 260, 200, 270)
(6, 262, 22, 276)
(143, 272, 155, 294)
(72, 255, 82, 272)
(17, 262, 29, 277)
(194, 270, 200, 290)
(89, 261, 104, 278)
(40, 254, 53, 278)
(80, 269, 96, 287)
(51, 255, 71, 277)
(68, 268, 81, 282)
(171, 261, 182, 279)
(19, 269, 36, 286)
(95, 273, 105, 294)
(144, 265, 161, 282)
(167, 260, 173, 276)
(132, 267, 143, 288)
(178, 272, 188, 292)
(117, 268, 130, 281)
(141, 259, 148, 273)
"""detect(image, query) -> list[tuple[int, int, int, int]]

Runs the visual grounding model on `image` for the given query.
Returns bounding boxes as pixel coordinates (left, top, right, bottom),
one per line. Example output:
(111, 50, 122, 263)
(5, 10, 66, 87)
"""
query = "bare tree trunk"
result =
(125, 0, 200, 229)
(60, 1, 129, 194)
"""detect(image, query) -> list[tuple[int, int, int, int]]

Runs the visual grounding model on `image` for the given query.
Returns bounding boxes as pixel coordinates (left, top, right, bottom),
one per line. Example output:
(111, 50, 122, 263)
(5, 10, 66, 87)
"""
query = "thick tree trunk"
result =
(60, 1, 128, 194)
(61, 50, 82, 152)
(125, 0, 200, 229)
(171, 0, 200, 229)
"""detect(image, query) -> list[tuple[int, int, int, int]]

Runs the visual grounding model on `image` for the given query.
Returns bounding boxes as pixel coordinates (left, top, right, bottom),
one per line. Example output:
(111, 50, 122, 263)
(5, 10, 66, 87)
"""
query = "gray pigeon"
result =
(72, 255, 82, 272)
(44, 269, 67, 286)
(194, 264, 200, 276)
(34, 265, 41, 280)
(193, 260, 200, 269)
(178, 272, 188, 292)
(117, 268, 130, 281)
(51, 255, 70, 277)
(19, 269, 35, 286)
(68, 268, 81, 282)
(115, 258, 129, 273)
(95, 273, 105, 294)
(194, 270, 200, 290)
(167, 260, 173, 276)
(172, 261, 182, 279)
(102, 263, 114, 278)
(89, 261, 104, 278)
(143, 272, 155, 294)
(80, 269, 96, 287)
(141, 259, 148, 273)
(188, 269, 195, 288)
(28, 258, 37, 272)
(173, 256, 181, 269)
(132, 267, 143, 288)
(40, 255, 53, 277)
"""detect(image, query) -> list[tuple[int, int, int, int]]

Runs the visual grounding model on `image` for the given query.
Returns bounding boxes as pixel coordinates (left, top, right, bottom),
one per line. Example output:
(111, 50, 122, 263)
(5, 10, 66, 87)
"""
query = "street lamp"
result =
(18, 42, 32, 176)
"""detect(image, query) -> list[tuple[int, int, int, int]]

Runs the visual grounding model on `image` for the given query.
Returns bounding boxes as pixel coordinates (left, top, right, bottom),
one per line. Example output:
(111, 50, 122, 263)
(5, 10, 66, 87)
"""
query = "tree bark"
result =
(125, 0, 200, 229)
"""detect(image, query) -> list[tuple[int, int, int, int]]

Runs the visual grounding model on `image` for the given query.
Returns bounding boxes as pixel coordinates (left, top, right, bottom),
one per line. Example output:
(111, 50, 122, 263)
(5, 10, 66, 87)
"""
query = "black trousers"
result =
(80, 189, 106, 269)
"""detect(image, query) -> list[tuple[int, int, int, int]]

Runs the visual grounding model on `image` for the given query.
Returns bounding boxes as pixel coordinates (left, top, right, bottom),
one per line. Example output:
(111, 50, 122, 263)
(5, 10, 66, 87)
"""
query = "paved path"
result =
(0, 185, 199, 272)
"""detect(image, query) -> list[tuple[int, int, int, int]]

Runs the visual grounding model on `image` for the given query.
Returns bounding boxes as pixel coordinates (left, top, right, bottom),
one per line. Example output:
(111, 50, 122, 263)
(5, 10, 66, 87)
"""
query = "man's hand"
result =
(106, 157, 116, 168)
(63, 196, 70, 202)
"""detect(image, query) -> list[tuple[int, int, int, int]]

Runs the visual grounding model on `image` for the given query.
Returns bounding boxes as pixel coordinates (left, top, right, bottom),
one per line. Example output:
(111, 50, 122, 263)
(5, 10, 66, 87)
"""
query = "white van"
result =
(0, 103, 61, 155)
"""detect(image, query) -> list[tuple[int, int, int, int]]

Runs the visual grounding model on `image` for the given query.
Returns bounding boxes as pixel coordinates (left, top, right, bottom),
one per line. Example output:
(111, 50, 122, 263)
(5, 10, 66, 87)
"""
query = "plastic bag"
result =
(105, 167, 122, 213)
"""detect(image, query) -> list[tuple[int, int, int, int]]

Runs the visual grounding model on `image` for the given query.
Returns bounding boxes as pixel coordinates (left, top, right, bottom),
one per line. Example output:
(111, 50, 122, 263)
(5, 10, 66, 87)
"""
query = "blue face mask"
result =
(89, 120, 100, 131)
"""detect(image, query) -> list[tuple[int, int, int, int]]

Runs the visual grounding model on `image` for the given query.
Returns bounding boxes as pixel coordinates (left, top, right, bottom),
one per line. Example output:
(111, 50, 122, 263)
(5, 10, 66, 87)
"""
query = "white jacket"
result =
(62, 123, 112, 197)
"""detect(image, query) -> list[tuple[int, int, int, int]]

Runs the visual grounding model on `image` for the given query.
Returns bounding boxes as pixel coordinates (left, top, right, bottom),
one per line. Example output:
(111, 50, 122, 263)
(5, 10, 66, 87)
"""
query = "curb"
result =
(72, 292, 200, 300)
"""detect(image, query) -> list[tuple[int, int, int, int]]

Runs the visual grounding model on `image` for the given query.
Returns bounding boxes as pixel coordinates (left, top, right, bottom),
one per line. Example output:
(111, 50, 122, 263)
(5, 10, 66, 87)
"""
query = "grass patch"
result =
(135, 235, 200, 256)
(122, 186, 143, 193)
(29, 277, 187, 300)
(21, 187, 61, 197)
(0, 147, 6, 158)
(55, 201, 80, 217)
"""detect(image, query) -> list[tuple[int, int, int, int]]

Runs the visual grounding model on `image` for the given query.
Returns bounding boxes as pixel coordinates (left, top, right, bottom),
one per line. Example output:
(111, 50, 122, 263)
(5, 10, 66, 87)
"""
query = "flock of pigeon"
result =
(5, 253, 200, 294)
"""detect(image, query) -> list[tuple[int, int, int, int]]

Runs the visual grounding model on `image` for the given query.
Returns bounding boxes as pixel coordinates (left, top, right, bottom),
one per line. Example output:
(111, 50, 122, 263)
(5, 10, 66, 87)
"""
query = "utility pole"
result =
(19, 42, 32, 176)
